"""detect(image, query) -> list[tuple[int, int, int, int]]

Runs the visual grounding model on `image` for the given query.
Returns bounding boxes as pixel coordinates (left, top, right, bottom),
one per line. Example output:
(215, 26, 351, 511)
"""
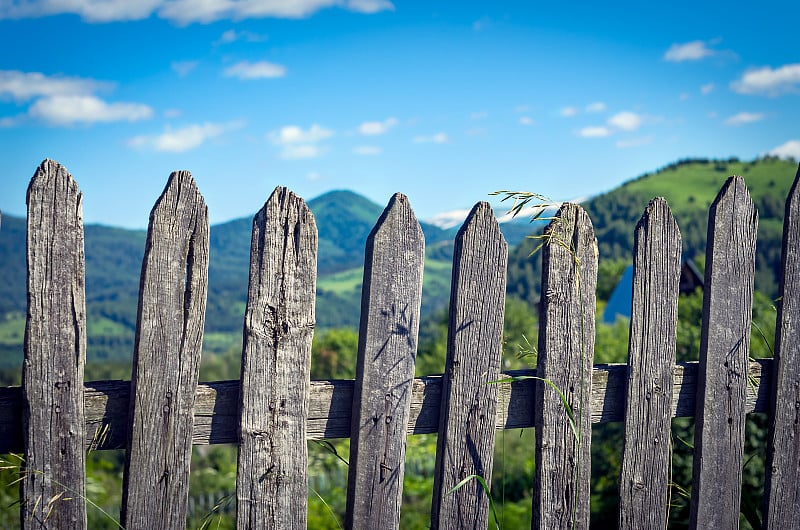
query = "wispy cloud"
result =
(0, 70, 152, 126)
(616, 136, 653, 148)
(413, 132, 449, 144)
(171, 60, 199, 77)
(701, 83, 715, 95)
(585, 102, 606, 113)
(353, 145, 382, 155)
(519, 116, 534, 126)
(560, 106, 579, 117)
(608, 111, 642, 131)
(357, 117, 397, 135)
(768, 140, 800, 160)
(268, 123, 334, 159)
(0, 0, 395, 24)
(514, 104, 530, 113)
(470, 111, 488, 120)
(724, 112, 765, 126)
(215, 29, 267, 45)
(578, 126, 612, 138)
(224, 60, 286, 80)
(663, 40, 716, 62)
(731, 63, 800, 96)
(129, 121, 242, 152)
(30, 95, 152, 125)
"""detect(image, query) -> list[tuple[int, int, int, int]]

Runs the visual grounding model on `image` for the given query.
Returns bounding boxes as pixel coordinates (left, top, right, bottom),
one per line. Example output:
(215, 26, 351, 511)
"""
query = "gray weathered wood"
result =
(430, 202, 507, 530)
(618, 198, 681, 529)
(345, 193, 425, 530)
(533, 203, 598, 530)
(22, 159, 87, 529)
(236, 187, 317, 529)
(121, 171, 209, 530)
(0, 360, 774, 453)
(689, 176, 757, 530)
(763, 163, 800, 530)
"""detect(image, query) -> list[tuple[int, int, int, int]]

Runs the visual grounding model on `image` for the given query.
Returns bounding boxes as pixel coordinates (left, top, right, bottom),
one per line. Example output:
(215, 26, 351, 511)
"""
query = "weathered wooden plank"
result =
(345, 194, 425, 530)
(689, 176, 757, 530)
(618, 198, 681, 529)
(22, 159, 87, 529)
(430, 202, 507, 530)
(0, 360, 774, 453)
(533, 203, 598, 530)
(121, 171, 209, 530)
(763, 163, 800, 530)
(236, 187, 317, 529)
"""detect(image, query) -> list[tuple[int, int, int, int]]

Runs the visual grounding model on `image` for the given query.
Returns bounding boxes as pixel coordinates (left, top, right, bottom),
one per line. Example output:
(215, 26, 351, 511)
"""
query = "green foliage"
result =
(311, 328, 359, 380)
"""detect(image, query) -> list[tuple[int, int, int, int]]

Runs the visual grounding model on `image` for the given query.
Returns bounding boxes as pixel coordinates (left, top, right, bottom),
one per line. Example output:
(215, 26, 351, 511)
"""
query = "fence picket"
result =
(763, 163, 800, 530)
(533, 203, 598, 530)
(22, 160, 87, 529)
(345, 193, 425, 530)
(236, 187, 317, 529)
(430, 202, 507, 529)
(121, 171, 209, 530)
(618, 198, 681, 529)
(689, 176, 757, 529)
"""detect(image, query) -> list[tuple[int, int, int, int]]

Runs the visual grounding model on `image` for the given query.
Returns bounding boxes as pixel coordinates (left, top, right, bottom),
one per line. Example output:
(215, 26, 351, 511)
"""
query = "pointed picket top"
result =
(690, 175, 757, 529)
(431, 201, 507, 529)
(23, 159, 87, 529)
(237, 186, 317, 529)
(122, 170, 210, 530)
(619, 197, 681, 529)
(346, 192, 425, 530)
(763, 163, 800, 528)
(533, 202, 598, 530)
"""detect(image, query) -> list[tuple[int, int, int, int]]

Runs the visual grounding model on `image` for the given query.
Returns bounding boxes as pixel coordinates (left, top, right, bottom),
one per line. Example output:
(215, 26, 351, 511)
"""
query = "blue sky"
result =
(1, 0, 798, 229)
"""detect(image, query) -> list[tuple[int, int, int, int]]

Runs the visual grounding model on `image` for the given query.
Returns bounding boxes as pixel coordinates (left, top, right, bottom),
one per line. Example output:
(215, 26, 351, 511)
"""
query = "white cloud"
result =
(270, 124, 333, 144)
(470, 111, 488, 120)
(0, 115, 23, 127)
(413, 132, 448, 144)
(724, 112, 765, 126)
(29, 95, 153, 125)
(224, 60, 286, 79)
(357, 117, 397, 135)
(679, 93, 690, 101)
(353, 145, 382, 155)
(578, 126, 612, 138)
(585, 102, 606, 113)
(608, 111, 643, 131)
(215, 29, 267, 44)
(129, 121, 242, 152)
(0, 70, 108, 102)
(769, 140, 800, 160)
(514, 104, 530, 113)
(664, 40, 715, 62)
(560, 106, 579, 117)
(171, 60, 198, 77)
(616, 136, 653, 149)
(268, 123, 333, 159)
(731, 63, 800, 96)
(164, 108, 182, 118)
(0, 0, 395, 24)
(519, 116, 534, 126)
(701, 83, 715, 95)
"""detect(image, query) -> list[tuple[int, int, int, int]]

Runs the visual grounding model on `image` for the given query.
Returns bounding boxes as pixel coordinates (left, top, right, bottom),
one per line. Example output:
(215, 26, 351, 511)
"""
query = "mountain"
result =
(507, 156, 799, 306)
(0, 189, 463, 368)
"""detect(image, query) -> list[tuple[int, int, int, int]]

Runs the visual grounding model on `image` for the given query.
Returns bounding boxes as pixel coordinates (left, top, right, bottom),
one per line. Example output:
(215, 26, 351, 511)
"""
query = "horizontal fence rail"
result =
(1, 158, 799, 530)
(0, 360, 773, 453)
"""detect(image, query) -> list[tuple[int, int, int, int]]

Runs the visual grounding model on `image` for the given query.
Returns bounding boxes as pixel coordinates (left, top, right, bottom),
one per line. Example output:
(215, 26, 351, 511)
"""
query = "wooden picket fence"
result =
(0, 158, 798, 529)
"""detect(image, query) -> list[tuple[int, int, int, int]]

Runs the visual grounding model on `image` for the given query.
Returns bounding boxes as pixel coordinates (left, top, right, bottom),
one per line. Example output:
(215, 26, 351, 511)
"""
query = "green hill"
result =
(507, 156, 799, 306)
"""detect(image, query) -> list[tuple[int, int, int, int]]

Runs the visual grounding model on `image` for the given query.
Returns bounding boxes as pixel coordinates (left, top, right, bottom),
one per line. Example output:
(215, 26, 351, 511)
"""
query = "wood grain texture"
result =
(345, 194, 425, 530)
(689, 176, 757, 530)
(22, 159, 87, 529)
(121, 171, 209, 530)
(0, 360, 774, 454)
(533, 203, 598, 530)
(618, 198, 681, 529)
(430, 202, 507, 530)
(763, 163, 800, 530)
(236, 187, 317, 529)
